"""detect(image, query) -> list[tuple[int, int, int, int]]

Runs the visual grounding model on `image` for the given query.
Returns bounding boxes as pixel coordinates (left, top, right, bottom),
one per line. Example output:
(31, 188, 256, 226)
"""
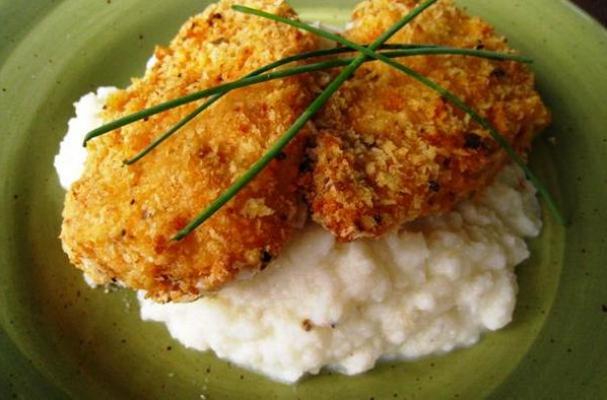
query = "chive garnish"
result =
(85, 44, 529, 151)
(123, 44, 422, 164)
(171, 0, 441, 240)
(124, 46, 530, 164)
(233, 4, 565, 226)
(84, 44, 426, 147)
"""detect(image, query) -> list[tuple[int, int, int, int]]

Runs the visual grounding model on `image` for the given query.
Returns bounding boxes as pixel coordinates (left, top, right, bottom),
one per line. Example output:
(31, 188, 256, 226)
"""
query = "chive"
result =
(123, 44, 432, 164)
(86, 43, 526, 151)
(234, 4, 565, 225)
(83, 44, 428, 146)
(172, 0, 440, 240)
(125, 46, 529, 164)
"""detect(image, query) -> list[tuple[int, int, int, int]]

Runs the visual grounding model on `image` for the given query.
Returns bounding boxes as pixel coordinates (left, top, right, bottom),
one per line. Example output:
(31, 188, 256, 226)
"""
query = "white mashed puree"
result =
(55, 88, 541, 383)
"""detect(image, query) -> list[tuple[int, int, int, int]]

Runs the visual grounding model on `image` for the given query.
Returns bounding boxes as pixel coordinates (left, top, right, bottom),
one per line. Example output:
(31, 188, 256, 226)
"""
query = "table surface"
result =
(573, 0, 607, 25)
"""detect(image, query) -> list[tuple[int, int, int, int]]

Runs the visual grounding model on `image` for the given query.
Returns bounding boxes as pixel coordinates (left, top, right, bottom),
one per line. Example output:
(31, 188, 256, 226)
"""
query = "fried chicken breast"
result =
(306, 0, 550, 241)
(60, 0, 318, 302)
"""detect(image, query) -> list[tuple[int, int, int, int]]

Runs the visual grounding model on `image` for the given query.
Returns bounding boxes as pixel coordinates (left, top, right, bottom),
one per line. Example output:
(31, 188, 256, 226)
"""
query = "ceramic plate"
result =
(1, 0, 606, 398)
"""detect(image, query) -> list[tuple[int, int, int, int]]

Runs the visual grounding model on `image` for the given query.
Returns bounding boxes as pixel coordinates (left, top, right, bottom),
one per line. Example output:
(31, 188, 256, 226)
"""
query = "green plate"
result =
(1, 0, 606, 398)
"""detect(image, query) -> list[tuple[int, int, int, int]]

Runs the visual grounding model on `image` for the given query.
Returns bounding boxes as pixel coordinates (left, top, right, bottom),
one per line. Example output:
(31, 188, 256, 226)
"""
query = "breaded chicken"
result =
(306, 0, 550, 241)
(61, 0, 318, 302)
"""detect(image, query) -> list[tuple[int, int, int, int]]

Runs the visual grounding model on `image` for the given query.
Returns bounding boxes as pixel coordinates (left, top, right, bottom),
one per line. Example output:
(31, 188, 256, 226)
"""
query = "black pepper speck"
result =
(490, 67, 507, 78)
(299, 158, 312, 172)
(260, 250, 273, 263)
(464, 133, 483, 149)
(302, 319, 313, 332)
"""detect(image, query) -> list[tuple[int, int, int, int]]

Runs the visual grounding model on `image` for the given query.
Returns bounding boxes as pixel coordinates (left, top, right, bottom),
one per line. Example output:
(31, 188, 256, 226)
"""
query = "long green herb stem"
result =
(233, 4, 565, 225)
(172, 0, 440, 240)
(84, 44, 423, 146)
(86, 44, 527, 150)
(125, 46, 530, 164)
(124, 45, 403, 164)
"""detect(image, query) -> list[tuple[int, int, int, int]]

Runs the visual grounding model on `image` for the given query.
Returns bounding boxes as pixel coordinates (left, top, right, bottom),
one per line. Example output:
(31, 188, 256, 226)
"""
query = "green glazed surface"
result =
(1, 0, 606, 399)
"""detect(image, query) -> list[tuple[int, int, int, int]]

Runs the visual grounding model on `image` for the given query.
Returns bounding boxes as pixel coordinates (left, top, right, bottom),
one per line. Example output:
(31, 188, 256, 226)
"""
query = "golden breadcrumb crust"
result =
(60, 0, 318, 302)
(306, 0, 550, 241)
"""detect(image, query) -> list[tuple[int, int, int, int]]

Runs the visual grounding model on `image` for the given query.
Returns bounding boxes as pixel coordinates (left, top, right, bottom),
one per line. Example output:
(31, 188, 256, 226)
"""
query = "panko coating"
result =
(60, 0, 318, 302)
(306, 0, 550, 241)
